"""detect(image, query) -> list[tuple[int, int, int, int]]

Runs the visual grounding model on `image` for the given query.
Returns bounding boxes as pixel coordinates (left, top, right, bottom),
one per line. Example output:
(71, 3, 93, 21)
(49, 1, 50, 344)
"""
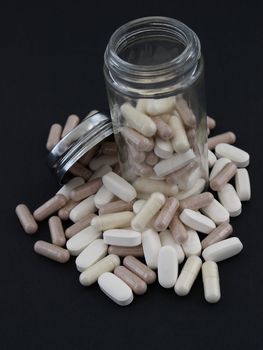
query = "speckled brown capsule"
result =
(169, 215, 188, 244)
(210, 162, 237, 191)
(153, 197, 179, 232)
(15, 204, 38, 234)
(33, 194, 67, 222)
(70, 178, 102, 202)
(48, 216, 66, 246)
(201, 222, 233, 249)
(58, 199, 79, 220)
(123, 256, 156, 284)
(69, 162, 92, 181)
(61, 114, 80, 138)
(179, 192, 214, 211)
(114, 266, 147, 295)
(34, 240, 70, 263)
(46, 123, 62, 151)
(65, 213, 96, 239)
(99, 200, 134, 215)
(208, 132, 236, 150)
(108, 245, 144, 257)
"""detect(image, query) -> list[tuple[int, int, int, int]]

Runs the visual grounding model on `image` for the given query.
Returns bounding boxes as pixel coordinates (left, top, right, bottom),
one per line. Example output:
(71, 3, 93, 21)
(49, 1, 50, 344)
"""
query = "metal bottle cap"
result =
(48, 110, 113, 183)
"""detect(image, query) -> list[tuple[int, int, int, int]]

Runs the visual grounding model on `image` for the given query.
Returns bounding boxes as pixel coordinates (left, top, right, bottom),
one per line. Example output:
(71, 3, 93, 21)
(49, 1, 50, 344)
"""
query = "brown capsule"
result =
(123, 256, 156, 284)
(99, 200, 134, 215)
(108, 245, 144, 257)
(70, 178, 102, 202)
(69, 162, 92, 181)
(210, 162, 237, 191)
(34, 240, 70, 263)
(15, 204, 38, 234)
(201, 222, 233, 249)
(79, 145, 100, 166)
(46, 123, 62, 151)
(134, 162, 154, 177)
(208, 132, 236, 150)
(58, 199, 79, 220)
(114, 266, 147, 295)
(166, 161, 198, 185)
(152, 116, 174, 140)
(145, 151, 160, 166)
(33, 194, 67, 222)
(207, 116, 216, 129)
(61, 114, 80, 138)
(127, 143, 146, 163)
(101, 142, 118, 156)
(179, 192, 214, 211)
(112, 162, 121, 175)
(65, 213, 96, 239)
(121, 127, 154, 152)
(186, 128, 196, 149)
(153, 197, 179, 232)
(169, 215, 188, 244)
(48, 216, 66, 246)
(175, 96, 196, 128)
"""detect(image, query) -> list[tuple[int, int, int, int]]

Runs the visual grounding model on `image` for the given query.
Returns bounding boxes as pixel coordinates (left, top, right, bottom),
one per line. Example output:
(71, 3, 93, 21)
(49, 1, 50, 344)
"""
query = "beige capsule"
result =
(101, 141, 118, 156)
(65, 213, 96, 239)
(169, 215, 188, 244)
(46, 123, 62, 151)
(48, 216, 66, 246)
(15, 204, 38, 234)
(153, 197, 179, 232)
(152, 116, 174, 140)
(34, 240, 70, 263)
(210, 162, 237, 191)
(99, 200, 134, 215)
(91, 211, 134, 231)
(69, 162, 92, 181)
(207, 116, 216, 129)
(79, 144, 100, 166)
(127, 143, 146, 163)
(121, 127, 154, 152)
(58, 199, 79, 220)
(179, 192, 214, 211)
(108, 245, 144, 257)
(208, 131, 236, 150)
(61, 114, 80, 138)
(201, 222, 233, 249)
(33, 194, 67, 222)
(114, 266, 147, 295)
(174, 95, 196, 128)
(145, 151, 159, 166)
(70, 178, 102, 202)
(132, 178, 178, 196)
(123, 256, 156, 284)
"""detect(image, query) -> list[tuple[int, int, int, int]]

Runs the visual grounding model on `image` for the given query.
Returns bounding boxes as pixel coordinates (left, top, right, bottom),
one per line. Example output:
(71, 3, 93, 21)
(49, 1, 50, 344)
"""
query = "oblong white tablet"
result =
(217, 183, 242, 217)
(215, 143, 249, 167)
(201, 198, 229, 225)
(57, 177, 85, 199)
(69, 195, 96, 222)
(142, 229, 162, 269)
(154, 138, 173, 159)
(94, 185, 115, 208)
(180, 209, 216, 234)
(158, 246, 178, 288)
(66, 226, 102, 256)
(159, 230, 185, 264)
(235, 168, 251, 201)
(176, 178, 206, 200)
(208, 150, 217, 168)
(102, 171, 137, 202)
(202, 237, 243, 262)
(98, 272, 133, 306)
(181, 229, 202, 257)
(75, 239, 108, 272)
(103, 229, 141, 247)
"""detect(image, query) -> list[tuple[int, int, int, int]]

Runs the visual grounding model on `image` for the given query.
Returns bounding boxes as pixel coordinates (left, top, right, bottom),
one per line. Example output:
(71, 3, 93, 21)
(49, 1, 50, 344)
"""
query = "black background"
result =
(1, 1, 263, 349)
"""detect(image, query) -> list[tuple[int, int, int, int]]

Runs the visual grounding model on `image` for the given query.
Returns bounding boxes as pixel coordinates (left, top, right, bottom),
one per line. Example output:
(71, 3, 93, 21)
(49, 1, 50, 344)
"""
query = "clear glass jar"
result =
(104, 16, 208, 197)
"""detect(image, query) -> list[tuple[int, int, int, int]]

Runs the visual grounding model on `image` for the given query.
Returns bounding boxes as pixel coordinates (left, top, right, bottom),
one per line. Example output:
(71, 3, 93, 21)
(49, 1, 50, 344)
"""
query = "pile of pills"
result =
(15, 111, 251, 306)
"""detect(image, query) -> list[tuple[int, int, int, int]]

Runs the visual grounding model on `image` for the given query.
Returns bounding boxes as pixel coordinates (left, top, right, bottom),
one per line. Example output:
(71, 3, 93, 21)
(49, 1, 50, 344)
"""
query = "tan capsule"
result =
(121, 127, 154, 152)
(127, 143, 146, 163)
(210, 162, 237, 191)
(134, 162, 154, 177)
(70, 178, 102, 202)
(208, 132, 236, 150)
(207, 116, 216, 129)
(179, 192, 214, 211)
(48, 216, 66, 246)
(58, 199, 79, 220)
(33, 194, 67, 222)
(79, 145, 100, 166)
(132, 178, 178, 196)
(99, 200, 134, 215)
(65, 213, 96, 239)
(123, 256, 156, 284)
(145, 151, 159, 166)
(91, 211, 134, 231)
(153, 197, 179, 232)
(101, 142, 118, 156)
(169, 215, 188, 244)
(201, 222, 233, 249)
(108, 245, 144, 257)
(175, 95, 196, 127)
(152, 116, 174, 140)
(46, 123, 62, 151)
(15, 204, 38, 234)
(114, 266, 147, 295)
(69, 162, 92, 181)
(61, 114, 80, 138)
(166, 161, 198, 185)
(34, 240, 70, 263)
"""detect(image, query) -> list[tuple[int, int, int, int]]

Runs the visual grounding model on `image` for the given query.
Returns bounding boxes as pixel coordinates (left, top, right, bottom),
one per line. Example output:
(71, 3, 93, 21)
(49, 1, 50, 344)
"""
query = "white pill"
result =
(57, 177, 85, 200)
(132, 178, 178, 196)
(181, 229, 202, 257)
(176, 178, 206, 200)
(133, 200, 146, 214)
(217, 183, 242, 217)
(75, 239, 108, 272)
(215, 143, 249, 167)
(180, 209, 216, 234)
(102, 172, 137, 202)
(202, 237, 243, 262)
(153, 149, 196, 177)
(91, 211, 134, 231)
(154, 138, 173, 159)
(66, 226, 102, 256)
(69, 195, 96, 222)
(131, 192, 165, 232)
(201, 198, 229, 225)
(209, 157, 231, 181)
(98, 272, 133, 306)
(159, 230, 185, 264)
(79, 254, 120, 286)
(235, 168, 251, 201)
(89, 165, 112, 181)
(89, 155, 118, 171)
(202, 261, 221, 303)
(142, 229, 162, 269)
(94, 185, 115, 209)
(103, 229, 141, 247)
(145, 97, 176, 116)
(208, 150, 217, 168)
(169, 113, 190, 153)
(158, 246, 178, 288)
(174, 256, 202, 296)
(121, 103, 157, 137)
